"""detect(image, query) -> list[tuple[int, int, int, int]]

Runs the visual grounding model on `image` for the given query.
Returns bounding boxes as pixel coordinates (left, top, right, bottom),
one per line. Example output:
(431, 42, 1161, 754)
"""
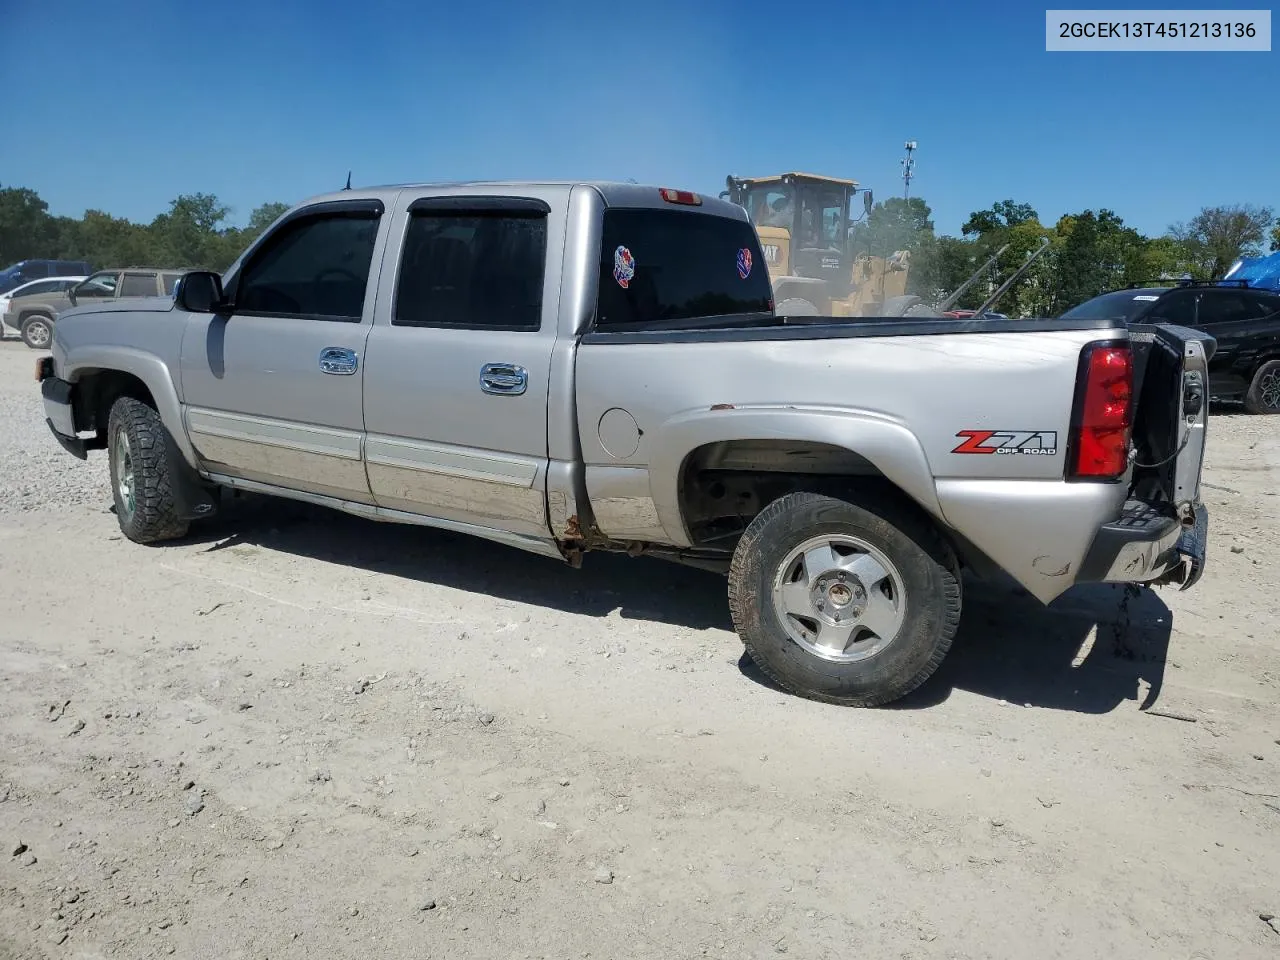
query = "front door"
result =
(178, 199, 388, 503)
(360, 192, 563, 537)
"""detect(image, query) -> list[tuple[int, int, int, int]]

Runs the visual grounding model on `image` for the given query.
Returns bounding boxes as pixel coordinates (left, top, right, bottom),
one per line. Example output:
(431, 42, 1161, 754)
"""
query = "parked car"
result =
(1061, 279, 1280, 413)
(7, 267, 191, 349)
(36, 180, 1211, 707)
(0, 259, 93, 295)
(0, 276, 86, 338)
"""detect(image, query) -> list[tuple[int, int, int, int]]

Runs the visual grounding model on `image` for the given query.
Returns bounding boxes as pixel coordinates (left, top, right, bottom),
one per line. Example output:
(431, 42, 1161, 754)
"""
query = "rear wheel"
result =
(1244, 359, 1280, 414)
(107, 396, 189, 543)
(728, 491, 961, 707)
(20, 315, 53, 350)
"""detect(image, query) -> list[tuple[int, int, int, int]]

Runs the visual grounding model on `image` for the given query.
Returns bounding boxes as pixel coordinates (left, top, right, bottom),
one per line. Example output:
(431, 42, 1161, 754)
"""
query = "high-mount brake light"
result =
(1068, 341, 1133, 480)
(659, 188, 702, 206)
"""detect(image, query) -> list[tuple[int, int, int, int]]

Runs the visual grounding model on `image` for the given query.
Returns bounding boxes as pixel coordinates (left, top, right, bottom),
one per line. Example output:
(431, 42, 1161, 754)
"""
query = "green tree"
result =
(1270, 222, 1280, 253)
(247, 202, 290, 233)
(962, 200, 1038, 237)
(1170, 203, 1275, 278)
(0, 186, 53, 264)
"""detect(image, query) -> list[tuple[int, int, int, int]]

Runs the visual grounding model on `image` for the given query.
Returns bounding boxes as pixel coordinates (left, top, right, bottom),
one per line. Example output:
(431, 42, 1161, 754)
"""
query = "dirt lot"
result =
(1, 339, 1277, 960)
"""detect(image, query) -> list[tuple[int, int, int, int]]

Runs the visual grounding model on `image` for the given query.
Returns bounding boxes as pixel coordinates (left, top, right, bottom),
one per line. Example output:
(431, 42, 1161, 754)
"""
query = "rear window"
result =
(594, 209, 772, 331)
(1061, 289, 1166, 322)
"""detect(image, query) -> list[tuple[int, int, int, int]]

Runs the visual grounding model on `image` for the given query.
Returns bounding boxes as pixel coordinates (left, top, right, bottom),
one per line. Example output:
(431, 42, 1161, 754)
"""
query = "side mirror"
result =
(174, 271, 229, 314)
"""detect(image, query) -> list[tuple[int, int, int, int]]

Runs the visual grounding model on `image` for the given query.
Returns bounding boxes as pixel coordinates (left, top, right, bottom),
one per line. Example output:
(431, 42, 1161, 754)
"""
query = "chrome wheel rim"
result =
(26, 321, 50, 347)
(771, 534, 906, 662)
(114, 427, 136, 519)
(1260, 368, 1280, 410)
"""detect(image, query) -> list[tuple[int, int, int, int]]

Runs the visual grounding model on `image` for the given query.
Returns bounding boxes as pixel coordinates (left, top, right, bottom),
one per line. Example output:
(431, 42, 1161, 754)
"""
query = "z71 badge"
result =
(952, 430, 1058, 456)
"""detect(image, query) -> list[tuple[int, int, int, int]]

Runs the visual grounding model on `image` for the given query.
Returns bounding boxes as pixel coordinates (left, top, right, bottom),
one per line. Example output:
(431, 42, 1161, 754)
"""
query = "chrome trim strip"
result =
(187, 408, 362, 460)
(364, 435, 538, 487)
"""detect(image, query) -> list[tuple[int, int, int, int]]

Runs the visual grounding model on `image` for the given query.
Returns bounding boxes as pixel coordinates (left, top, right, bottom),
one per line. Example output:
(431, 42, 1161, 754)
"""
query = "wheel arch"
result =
(651, 406, 945, 550)
(63, 347, 198, 468)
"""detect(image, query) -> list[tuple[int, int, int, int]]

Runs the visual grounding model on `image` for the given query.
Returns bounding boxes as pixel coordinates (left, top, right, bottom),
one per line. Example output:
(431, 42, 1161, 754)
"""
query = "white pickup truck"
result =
(37, 180, 1212, 706)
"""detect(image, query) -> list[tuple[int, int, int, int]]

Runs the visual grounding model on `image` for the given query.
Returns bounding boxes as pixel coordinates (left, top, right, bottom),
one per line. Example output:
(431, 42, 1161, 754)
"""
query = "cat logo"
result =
(952, 430, 1059, 456)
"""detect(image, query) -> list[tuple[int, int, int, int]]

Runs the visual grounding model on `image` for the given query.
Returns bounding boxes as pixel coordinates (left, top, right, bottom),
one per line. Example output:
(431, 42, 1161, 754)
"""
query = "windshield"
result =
(0, 263, 25, 294)
(746, 184, 793, 230)
(1061, 289, 1167, 322)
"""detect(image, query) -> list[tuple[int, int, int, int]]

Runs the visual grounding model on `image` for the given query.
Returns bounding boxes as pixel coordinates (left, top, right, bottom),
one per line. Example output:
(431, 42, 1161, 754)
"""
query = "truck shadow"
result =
(191, 495, 1173, 714)
(189, 495, 734, 632)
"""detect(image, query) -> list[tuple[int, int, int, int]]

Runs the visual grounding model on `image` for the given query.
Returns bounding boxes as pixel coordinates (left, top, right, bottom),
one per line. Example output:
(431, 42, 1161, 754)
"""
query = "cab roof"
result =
(735, 172, 859, 188)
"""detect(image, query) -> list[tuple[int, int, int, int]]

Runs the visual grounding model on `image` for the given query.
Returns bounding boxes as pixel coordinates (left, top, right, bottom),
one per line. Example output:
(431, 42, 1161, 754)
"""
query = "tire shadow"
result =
(737, 571, 1174, 715)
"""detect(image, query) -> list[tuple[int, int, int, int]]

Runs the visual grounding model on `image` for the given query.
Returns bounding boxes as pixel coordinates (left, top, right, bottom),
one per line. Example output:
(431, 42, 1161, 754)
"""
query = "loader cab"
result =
(725, 173, 860, 299)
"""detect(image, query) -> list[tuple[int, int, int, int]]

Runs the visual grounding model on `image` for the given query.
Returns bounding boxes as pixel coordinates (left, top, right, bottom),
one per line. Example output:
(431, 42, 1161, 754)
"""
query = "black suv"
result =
(1062, 281, 1280, 414)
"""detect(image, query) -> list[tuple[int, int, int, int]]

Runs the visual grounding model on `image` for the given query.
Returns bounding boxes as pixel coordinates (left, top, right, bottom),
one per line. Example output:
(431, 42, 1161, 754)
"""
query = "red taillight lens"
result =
(659, 187, 702, 206)
(1070, 342, 1133, 479)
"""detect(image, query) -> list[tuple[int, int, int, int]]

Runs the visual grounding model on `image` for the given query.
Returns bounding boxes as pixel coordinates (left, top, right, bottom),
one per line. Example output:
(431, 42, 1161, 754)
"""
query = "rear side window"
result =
(16, 280, 58, 297)
(394, 211, 547, 331)
(1196, 291, 1269, 326)
(237, 212, 379, 321)
(119, 272, 157, 298)
(594, 209, 772, 330)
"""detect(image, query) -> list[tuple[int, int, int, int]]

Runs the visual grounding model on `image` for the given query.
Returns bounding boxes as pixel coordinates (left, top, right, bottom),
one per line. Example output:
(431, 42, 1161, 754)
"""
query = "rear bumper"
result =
(1077, 499, 1208, 590)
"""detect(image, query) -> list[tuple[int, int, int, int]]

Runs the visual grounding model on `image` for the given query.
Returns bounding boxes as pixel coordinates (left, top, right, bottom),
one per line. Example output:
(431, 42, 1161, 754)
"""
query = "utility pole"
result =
(900, 140, 917, 199)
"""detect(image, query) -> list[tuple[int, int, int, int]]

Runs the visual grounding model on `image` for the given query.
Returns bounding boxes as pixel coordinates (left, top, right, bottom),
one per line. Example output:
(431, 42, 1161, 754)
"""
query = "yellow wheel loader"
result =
(722, 172, 911, 317)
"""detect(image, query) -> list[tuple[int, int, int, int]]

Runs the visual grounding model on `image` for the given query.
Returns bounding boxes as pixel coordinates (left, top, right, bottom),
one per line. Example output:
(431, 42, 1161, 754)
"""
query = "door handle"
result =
(480, 363, 528, 396)
(319, 347, 358, 376)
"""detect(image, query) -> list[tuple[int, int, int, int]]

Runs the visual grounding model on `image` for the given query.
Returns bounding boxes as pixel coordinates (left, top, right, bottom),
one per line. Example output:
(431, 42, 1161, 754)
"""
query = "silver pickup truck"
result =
(37, 180, 1212, 707)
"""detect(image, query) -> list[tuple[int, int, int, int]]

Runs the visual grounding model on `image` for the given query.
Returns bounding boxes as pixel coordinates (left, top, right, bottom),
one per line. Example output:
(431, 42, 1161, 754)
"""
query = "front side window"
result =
(118, 272, 158, 298)
(1144, 290, 1196, 326)
(394, 212, 546, 331)
(76, 272, 120, 299)
(237, 212, 379, 321)
(162, 272, 184, 295)
(595, 209, 773, 331)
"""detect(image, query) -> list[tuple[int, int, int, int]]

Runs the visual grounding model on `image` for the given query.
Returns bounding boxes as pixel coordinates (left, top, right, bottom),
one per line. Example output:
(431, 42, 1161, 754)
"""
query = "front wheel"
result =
(107, 396, 189, 543)
(20, 315, 53, 350)
(727, 491, 961, 707)
(1244, 359, 1280, 414)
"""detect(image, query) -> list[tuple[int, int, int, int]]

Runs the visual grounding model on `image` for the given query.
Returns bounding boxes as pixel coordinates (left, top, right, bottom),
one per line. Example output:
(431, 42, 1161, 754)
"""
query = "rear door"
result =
(117, 271, 159, 300)
(360, 191, 565, 537)
(178, 198, 389, 503)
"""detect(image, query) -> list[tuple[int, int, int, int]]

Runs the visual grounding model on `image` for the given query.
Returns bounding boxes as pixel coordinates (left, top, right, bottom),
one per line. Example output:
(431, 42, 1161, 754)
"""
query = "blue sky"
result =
(2, 0, 1277, 238)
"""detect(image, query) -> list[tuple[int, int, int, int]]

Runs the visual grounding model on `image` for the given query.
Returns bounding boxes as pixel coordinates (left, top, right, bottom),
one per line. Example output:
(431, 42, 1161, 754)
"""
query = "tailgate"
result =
(1128, 322, 1214, 514)
(1129, 322, 1214, 588)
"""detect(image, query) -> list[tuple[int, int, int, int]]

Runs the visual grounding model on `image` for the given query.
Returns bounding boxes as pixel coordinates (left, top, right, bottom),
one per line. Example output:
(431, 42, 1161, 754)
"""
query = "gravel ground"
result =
(1, 340, 1278, 960)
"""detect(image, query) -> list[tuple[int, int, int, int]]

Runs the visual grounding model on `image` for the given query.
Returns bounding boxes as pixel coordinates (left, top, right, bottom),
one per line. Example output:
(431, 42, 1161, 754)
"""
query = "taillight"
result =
(1068, 341, 1133, 480)
(659, 187, 702, 206)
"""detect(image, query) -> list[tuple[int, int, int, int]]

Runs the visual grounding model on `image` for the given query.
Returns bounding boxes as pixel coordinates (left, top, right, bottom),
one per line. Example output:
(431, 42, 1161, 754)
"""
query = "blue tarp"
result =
(1223, 251, 1280, 291)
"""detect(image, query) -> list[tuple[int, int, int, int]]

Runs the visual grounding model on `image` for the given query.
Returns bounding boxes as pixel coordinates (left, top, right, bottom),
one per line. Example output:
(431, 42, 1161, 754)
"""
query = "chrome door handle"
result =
(480, 363, 528, 396)
(319, 347, 358, 376)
